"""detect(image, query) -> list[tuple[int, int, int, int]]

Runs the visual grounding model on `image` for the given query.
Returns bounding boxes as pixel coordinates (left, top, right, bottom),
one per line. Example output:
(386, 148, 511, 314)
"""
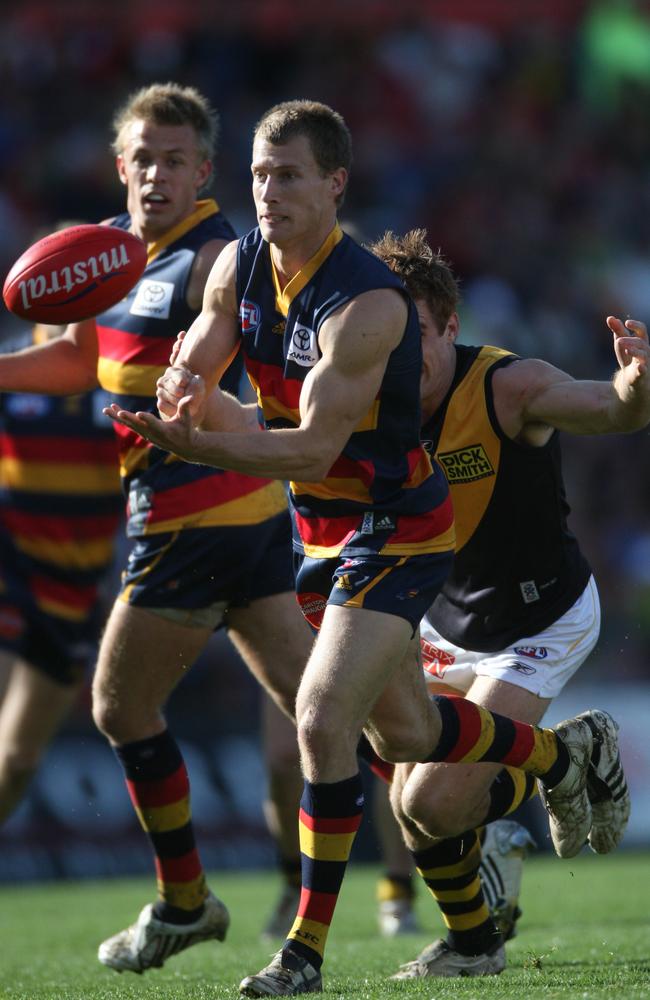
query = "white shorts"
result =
(420, 576, 600, 700)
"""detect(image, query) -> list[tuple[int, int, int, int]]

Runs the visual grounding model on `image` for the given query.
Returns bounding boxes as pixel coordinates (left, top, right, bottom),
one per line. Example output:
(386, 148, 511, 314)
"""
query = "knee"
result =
(295, 701, 355, 762)
(370, 723, 432, 765)
(401, 777, 475, 839)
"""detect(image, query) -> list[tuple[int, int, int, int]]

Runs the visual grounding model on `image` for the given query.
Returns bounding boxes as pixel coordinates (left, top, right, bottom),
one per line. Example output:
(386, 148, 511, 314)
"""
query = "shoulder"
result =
(188, 238, 238, 310)
(492, 356, 573, 400)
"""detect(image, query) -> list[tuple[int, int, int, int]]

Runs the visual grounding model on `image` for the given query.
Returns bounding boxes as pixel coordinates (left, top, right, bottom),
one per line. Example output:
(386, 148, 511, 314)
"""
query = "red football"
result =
(2, 224, 147, 324)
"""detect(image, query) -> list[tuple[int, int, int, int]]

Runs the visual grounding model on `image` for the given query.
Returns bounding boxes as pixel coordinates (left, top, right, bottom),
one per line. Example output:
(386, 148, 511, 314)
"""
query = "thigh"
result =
(93, 598, 213, 715)
(227, 591, 314, 719)
(0, 655, 82, 758)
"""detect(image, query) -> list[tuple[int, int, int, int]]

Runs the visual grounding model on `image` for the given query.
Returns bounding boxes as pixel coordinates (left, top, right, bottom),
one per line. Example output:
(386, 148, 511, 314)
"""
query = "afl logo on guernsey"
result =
(240, 299, 261, 333)
(287, 325, 318, 367)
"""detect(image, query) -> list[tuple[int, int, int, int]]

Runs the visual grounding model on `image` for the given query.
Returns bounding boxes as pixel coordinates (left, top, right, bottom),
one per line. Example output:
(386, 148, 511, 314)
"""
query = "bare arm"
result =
(0, 318, 98, 394)
(494, 317, 650, 444)
(106, 287, 407, 481)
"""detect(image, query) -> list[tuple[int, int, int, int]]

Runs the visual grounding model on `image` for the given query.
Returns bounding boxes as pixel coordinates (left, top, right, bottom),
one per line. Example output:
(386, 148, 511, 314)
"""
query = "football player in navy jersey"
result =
(369, 229, 646, 979)
(0, 83, 314, 974)
(0, 317, 122, 827)
(109, 100, 624, 996)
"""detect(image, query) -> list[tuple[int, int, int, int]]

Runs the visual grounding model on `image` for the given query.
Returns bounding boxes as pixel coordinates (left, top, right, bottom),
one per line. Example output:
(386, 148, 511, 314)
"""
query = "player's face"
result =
(251, 134, 347, 256)
(416, 298, 458, 407)
(116, 120, 211, 240)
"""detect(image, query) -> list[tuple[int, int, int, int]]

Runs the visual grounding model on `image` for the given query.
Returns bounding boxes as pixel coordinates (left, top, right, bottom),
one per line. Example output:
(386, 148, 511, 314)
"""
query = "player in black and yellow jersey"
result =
(108, 101, 631, 997)
(370, 229, 646, 979)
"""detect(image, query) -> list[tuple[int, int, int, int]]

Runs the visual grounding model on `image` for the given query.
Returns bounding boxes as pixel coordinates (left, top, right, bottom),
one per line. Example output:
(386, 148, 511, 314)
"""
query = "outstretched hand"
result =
(607, 316, 649, 383)
(103, 397, 202, 463)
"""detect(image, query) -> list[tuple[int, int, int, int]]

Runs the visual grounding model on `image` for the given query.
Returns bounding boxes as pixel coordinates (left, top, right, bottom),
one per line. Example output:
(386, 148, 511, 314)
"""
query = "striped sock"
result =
(114, 730, 207, 923)
(427, 695, 570, 785)
(483, 765, 538, 824)
(284, 774, 364, 969)
(413, 832, 500, 956)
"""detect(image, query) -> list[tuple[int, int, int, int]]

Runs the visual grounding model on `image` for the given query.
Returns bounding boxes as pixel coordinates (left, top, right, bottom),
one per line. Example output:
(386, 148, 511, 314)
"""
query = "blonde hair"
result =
(111, 82, 218, 164)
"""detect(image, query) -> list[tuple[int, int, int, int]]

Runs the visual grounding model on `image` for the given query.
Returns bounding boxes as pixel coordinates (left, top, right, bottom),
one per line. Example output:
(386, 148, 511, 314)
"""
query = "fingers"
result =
(607, 316, 648, 341)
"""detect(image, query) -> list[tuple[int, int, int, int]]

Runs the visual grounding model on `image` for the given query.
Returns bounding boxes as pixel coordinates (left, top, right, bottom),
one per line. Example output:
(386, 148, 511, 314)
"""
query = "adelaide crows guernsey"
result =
(236, 224, 454, 558)
(0, 326, 121, 623)
(96, 200, 287, 536)
(423, 344, 591, 651)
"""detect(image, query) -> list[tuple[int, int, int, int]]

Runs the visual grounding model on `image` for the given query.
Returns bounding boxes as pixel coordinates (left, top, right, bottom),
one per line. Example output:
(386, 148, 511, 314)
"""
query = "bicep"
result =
(512, 361, 613, 434)
(177, 241, 240, 391)
(300, 292, 404, 448)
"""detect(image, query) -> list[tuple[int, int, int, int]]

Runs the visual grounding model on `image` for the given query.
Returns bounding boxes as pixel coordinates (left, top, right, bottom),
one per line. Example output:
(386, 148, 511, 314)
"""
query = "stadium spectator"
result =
(109, 98, 623, 997)
(0, 82, 315, 974)
(0, 317, 122, 826)
(369, 228, 643, 978)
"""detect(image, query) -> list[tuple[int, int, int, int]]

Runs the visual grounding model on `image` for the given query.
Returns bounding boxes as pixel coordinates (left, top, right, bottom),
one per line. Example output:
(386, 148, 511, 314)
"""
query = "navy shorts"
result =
(294, 547, 454, 634)
(120, 510, 295, 628)
(0, 542, 103, 686)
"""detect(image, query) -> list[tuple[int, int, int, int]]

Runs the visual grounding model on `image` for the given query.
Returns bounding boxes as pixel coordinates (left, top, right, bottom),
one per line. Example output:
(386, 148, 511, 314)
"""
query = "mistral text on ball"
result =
(18, 244, 132, 311)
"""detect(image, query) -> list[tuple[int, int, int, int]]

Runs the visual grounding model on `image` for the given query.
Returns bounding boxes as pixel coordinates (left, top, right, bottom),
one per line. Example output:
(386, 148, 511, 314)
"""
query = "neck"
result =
(270, 222, 338, 289)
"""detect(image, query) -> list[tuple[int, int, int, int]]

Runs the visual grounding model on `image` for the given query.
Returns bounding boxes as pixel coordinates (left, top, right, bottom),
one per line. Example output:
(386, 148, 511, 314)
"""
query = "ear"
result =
(116, 155, 128, 187)
(445, 312, 460, 343)
(330, 167, 348, 201)
(195, 158, 212, 191)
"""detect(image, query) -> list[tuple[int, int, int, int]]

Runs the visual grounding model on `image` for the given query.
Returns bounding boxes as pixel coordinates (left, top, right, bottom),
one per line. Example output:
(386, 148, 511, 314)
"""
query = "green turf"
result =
(0, 852, 648, 999)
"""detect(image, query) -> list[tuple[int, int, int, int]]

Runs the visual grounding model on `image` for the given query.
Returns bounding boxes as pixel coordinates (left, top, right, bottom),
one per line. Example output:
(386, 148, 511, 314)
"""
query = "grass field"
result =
(0, 852, 648, 1000)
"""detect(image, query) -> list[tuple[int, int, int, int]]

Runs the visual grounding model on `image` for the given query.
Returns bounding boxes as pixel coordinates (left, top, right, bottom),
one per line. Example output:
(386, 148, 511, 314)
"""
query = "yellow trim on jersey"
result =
(271, 224, 343, 317)
(0, 459, 119, 494)
(36, 597, 89, 622)
(380, 521, 456, 556)
(354, 398, 380, 432)
(97, 357, 166, 396)
(436, 346, 510, 552)
(119, 444, 150, 478)
(145, 199, 221, 264)
(140, 480, 287, 534)
(296, 477, 372, 506)
(13, 536, 115, 570)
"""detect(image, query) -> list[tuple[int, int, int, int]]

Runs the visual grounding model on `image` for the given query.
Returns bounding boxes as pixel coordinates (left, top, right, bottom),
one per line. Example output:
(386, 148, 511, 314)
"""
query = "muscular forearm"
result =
(188, 425, 330, 481)
(0, 338, 97, 394)
(201, 392, 261, 433)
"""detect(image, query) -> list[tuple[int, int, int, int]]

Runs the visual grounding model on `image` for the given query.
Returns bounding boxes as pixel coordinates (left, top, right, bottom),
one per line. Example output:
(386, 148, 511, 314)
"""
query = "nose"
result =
(146, 161, 162, 181)
(260, 176, 279, 202)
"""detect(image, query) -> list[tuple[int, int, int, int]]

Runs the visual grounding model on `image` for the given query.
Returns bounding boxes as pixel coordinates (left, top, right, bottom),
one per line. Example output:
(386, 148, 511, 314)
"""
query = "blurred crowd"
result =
(1, 0, 649, 680)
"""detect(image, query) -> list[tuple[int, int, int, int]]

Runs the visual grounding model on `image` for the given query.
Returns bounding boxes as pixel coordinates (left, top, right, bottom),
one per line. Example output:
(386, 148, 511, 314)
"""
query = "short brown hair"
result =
(369, 229, 460, 333)
(111, 82, 219, 165)
(254, 100, 352, 205)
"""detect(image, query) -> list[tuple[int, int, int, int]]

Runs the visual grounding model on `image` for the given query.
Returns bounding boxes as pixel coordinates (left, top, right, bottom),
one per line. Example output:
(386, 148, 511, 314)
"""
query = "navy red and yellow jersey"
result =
(235, 224, 454, 559)
(95, 199, 287, 536)
(0, 325, 122, 624)
(422, 344, 592, 651)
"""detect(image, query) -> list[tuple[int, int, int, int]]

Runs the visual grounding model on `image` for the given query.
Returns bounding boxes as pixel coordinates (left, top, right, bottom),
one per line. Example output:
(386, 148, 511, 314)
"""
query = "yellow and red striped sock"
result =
(428, 695, 569, 786)
(115, 730, 207, 923)
(284, 774, 364, 969)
